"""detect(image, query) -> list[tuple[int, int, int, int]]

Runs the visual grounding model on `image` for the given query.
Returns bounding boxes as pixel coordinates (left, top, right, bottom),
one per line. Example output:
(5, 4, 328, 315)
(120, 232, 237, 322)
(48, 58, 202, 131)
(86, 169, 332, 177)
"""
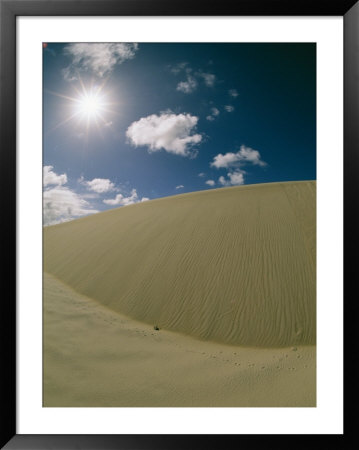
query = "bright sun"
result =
(47, 77, 117, 136)
(76, 91, 105, 120)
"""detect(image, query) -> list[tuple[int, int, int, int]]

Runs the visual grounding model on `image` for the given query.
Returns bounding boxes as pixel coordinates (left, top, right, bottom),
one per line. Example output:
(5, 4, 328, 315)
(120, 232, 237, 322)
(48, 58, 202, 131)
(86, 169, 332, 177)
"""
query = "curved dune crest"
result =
(44, 181, 316, 347)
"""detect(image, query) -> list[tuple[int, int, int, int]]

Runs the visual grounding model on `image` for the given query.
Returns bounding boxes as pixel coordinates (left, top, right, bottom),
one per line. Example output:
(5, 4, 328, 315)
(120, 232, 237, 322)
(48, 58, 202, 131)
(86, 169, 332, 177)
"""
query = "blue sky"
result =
(43, 43, 316, 225)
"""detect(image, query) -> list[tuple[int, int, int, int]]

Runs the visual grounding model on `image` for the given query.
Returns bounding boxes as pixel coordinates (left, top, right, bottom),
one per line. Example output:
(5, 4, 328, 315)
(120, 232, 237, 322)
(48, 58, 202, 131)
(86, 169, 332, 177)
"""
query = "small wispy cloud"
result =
(81, 177, 117, 194)
(176, 76, 198, 94)
(126, 112, 202, 157)
(197, 71, 216, 87)
(198, 172, 205, 177)
(43, 166, 98, 225)
(210, 146, 266, 187)
(103, 188, 148, 206)
(172, 64, 216, 93)
(169, 62, 189, 74)
(224, 105, 235, 112)
(43, 165, 67, 187)
(205, 180, 215, 186)
(63, 43, 139, 80)
(218, 170, 245, 186)
(229, 89, 239, 98)
(211, 145, 266, 169)
(44, 186, 99, 226)
(176, 185, 184, 190)
(206, 107, 220, 121)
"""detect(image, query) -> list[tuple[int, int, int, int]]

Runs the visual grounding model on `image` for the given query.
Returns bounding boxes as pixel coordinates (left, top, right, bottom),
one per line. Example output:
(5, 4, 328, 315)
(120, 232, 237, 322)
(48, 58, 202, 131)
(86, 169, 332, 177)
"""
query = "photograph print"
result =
(43, 42, 316, 407)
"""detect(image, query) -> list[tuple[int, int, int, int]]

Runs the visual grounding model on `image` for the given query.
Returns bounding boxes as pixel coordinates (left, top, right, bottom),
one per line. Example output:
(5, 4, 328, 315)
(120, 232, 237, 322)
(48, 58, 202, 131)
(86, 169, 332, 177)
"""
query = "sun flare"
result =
(76, 91, 105, 120)
(45, 77, 118, 136)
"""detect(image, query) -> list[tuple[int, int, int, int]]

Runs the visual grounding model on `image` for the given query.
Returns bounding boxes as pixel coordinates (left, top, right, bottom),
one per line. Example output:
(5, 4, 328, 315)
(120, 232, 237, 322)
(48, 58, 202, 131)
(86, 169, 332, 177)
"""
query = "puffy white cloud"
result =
(43, 186, 98, 226)
(211, 145, 266, 188)
(205, 180, 215, 186)
(84, 178, 117, 193)
(176, 185, 184, 189)
(218, 170, 245, 186)
(229, 89, 239, 98)
(43, 166, 100, 225)
(126, 112, 202, 157)
(43, 165, 67, 187)
(63, 43, 139, 79)
(103, 188, 148, 206)
(211, 145, 266, 169)
(228, 171, 245, 185)
(224, 105, 235, 112)
(176, 76, 198, 94)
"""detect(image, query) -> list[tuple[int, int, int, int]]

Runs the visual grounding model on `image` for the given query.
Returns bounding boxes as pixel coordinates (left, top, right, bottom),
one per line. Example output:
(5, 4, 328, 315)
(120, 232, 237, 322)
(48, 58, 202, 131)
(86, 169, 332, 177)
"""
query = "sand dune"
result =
(44, 181, 316, 348)
(43, 272, 316, 407)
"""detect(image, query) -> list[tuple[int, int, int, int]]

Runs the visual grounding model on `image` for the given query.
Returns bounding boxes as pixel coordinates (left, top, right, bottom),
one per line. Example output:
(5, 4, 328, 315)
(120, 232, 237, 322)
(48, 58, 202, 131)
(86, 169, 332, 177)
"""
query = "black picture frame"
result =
(1, 0, 357, 448)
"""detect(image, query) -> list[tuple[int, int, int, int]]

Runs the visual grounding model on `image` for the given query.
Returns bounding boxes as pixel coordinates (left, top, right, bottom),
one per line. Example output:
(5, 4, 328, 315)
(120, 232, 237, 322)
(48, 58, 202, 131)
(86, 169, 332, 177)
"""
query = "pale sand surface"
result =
(44, 181, 316, 348)
(44, 181, 316, 406)
(44, 272, 316, 407)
